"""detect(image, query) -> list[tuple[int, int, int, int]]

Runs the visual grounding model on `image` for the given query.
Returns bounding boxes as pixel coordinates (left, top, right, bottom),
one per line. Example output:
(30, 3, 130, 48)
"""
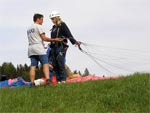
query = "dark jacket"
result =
(51, 22, 77, 45)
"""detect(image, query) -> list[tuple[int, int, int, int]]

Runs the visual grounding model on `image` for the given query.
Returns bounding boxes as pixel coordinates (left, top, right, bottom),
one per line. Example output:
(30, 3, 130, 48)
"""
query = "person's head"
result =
(49, 11, 62, 25)
(33, 13, 44, 25)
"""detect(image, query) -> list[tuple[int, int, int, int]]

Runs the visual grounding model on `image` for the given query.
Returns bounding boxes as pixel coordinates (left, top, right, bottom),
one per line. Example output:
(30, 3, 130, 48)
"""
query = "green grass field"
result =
(0, 73, 149, 113)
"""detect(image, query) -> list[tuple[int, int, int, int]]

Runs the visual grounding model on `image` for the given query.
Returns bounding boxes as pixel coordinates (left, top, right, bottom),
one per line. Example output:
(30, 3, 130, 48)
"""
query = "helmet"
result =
(49, 11, 61, 19)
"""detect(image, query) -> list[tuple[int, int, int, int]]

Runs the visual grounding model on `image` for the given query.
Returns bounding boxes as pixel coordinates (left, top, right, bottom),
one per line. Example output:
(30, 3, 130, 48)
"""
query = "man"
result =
(49, 11, 81, 83)
(27, 13, 62, 85)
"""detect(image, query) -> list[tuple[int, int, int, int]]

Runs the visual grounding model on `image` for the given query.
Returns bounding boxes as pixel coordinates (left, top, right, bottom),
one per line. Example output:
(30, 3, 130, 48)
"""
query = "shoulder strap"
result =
(56, 27, 60, 37)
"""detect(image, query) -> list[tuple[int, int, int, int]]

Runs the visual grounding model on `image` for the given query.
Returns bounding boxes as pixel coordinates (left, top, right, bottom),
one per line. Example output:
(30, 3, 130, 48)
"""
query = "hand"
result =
(54, 38, 63, 42)
(44, 46, 48, 49)
(75, 41, 81, 46)
(49, 64, 53, 69)
(43, 44, 48, 49)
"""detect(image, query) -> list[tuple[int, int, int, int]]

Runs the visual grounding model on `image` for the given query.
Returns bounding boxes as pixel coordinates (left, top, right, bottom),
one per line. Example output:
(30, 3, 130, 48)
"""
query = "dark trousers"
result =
(51, 47, 66, 82)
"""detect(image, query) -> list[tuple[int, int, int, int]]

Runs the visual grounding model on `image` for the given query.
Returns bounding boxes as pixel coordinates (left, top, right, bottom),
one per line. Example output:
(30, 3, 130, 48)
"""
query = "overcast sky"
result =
(0, 0, 150, 75)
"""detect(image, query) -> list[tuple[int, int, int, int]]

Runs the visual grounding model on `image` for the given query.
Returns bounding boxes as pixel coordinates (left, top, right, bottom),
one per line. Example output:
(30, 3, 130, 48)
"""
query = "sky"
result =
(0, 0, 150, 75)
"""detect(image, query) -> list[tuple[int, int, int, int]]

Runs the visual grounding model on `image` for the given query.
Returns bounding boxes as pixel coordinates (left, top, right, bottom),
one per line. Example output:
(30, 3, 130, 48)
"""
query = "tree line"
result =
(0, 62, 90, 81)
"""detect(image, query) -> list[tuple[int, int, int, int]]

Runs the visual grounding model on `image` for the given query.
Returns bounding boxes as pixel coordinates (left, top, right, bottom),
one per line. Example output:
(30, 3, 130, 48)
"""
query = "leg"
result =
(53, 61, 61, 82)
(57, 52, 66, 81)
(30, 56, 38, 83)
(29, 66, 36, 82)
(43, 64, 50, 80)
(49, 69, 53, 80)
(51, 48, 61, 82)
(39, 55, 50, 80)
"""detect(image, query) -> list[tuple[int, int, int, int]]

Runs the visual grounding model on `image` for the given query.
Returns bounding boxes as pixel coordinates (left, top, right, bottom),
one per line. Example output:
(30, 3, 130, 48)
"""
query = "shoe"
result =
(61, 81, 66, 83)
(58, 81, 61, 84)
(30, 82, 35, 87)
(46, 79, 51, 85)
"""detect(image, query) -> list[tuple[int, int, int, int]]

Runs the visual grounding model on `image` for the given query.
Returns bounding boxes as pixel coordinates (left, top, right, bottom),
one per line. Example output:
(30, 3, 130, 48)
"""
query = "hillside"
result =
(0, 73, 149, 113)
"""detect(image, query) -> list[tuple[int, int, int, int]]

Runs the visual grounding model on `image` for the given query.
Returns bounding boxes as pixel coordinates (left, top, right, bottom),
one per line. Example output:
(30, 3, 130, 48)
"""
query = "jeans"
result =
(51, 47, 67, 82)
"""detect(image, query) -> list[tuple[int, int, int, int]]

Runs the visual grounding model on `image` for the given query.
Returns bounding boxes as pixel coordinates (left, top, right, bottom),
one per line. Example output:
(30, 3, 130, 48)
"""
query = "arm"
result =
(38, 24, 62, 42)
(40, 33, 62, 42)
(61, 22, 77, 45)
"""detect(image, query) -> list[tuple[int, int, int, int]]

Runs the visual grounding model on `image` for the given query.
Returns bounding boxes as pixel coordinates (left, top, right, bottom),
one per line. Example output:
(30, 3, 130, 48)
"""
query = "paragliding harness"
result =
(49, 27, 69, 61)
(49, 26, 69, 81)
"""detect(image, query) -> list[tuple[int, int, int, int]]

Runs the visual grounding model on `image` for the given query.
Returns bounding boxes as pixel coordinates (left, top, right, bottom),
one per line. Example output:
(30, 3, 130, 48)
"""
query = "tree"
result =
(16, 64, 24, 77)
(0, 65, 1, 75)
(78, 71, 82, 76)
(0, 62, 16, 78)
(83, 68, 90, 76)
(36, 64, 43, 79)
(24, 63, 29, 72)
(73, 70, 78, 74)
(65, 64, 73, 77)
(22, 71, 30, 81)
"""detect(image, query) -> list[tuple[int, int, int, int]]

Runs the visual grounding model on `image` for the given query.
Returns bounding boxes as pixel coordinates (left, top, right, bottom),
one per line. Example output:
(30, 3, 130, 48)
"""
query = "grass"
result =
(0, 73, 149, 113)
